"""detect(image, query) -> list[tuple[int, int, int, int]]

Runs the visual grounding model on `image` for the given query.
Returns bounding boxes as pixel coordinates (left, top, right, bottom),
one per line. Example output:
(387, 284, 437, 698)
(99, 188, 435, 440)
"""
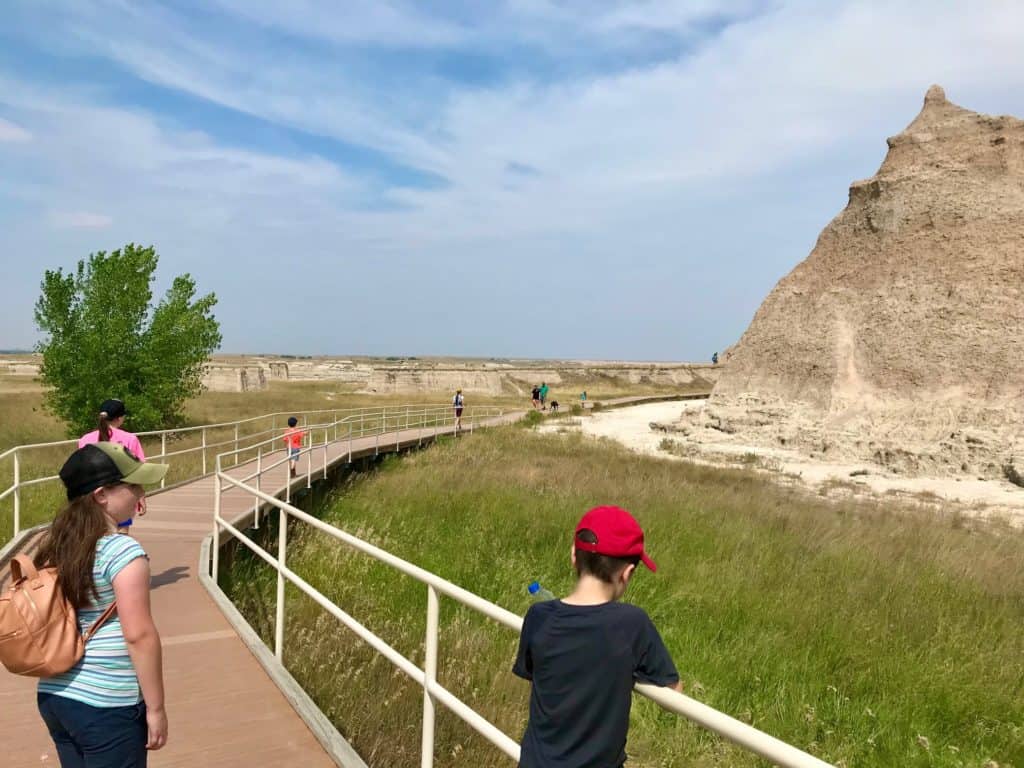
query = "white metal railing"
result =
(212, 404, 503, 536)
(0, 403, 500, 545)
(212, 433, 834, 768)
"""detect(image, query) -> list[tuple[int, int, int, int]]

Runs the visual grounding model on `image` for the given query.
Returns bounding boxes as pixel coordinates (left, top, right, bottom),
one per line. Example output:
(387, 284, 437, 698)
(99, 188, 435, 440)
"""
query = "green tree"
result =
(34, 244, 222, 436)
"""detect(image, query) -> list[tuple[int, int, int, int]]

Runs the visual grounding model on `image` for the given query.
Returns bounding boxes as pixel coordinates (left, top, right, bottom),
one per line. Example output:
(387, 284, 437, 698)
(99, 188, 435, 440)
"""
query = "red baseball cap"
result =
(574, 505, 657, 572)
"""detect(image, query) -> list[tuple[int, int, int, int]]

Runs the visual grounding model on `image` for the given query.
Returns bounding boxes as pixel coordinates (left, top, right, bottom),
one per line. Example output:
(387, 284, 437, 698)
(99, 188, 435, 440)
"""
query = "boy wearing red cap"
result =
(513, 505, 681, 768)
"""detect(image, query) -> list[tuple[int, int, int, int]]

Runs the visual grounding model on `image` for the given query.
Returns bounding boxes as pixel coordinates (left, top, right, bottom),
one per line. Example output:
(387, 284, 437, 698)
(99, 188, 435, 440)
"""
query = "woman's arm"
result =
(113, 557, 167, 750)
(130, 434, 146, 462)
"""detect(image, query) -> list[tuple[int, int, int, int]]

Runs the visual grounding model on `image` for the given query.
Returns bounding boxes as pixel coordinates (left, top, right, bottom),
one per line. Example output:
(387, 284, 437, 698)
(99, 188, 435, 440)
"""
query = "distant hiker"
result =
(283, 417, 304, 477)
(580, 391, 587, 410)
(711, 352, 719, 365)
(513, 505, 681, 768)
(78, 399, 147, 533)
(531, 385, 541, 410)
(453, 389, 465, 431)
(539, 382, 549, 410)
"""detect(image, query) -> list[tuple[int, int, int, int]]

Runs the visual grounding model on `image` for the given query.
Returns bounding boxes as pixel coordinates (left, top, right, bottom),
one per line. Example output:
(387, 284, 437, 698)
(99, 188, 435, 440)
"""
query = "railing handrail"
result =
(0, 403, 470, 460)
(0, 403, 498, 543)
(211, 415, 834, 768)
(214, 405, 503, 464)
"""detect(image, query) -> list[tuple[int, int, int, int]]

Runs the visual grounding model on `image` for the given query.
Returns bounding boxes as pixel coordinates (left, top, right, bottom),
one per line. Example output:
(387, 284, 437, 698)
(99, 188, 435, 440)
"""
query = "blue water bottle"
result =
(528, 581, 556, 602)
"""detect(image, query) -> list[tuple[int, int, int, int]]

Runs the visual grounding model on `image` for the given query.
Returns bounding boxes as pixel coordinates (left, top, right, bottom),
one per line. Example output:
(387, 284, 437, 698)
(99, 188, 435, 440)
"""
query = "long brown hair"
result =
(34, 494, 110, 610)
(98, 412, 113, 442)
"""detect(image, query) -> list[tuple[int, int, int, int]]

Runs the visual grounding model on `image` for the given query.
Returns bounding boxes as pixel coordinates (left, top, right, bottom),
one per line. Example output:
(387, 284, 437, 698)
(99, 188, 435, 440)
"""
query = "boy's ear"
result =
(570, 544, 577, 569)
(620, 562, 637, 585)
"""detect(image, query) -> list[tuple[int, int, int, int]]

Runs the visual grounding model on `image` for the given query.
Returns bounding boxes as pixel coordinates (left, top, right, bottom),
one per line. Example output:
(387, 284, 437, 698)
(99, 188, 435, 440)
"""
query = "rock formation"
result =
(702, 86, 1024, 477)
(202, 364, 267, 392)
(195, 357, 717, 394)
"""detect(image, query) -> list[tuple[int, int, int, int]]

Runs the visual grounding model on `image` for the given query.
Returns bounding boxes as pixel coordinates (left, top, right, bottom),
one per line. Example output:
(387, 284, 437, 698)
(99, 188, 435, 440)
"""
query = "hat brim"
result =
(121, 462, 169, 487)
(640, 553, 657, 572)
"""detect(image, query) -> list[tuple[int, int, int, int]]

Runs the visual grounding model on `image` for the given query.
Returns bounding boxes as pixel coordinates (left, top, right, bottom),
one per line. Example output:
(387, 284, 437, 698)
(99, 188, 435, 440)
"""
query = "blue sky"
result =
(2, 1, 1023, 360)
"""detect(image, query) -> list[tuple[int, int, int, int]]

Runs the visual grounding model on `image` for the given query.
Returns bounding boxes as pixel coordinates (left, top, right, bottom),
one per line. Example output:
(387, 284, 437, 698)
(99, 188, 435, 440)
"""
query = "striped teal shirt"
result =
(38, 534, 147, 707)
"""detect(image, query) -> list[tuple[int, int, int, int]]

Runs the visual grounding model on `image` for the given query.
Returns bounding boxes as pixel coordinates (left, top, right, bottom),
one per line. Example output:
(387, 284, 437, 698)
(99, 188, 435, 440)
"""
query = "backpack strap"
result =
(83, 603, 118, 643)
(10, 554, 39, 584)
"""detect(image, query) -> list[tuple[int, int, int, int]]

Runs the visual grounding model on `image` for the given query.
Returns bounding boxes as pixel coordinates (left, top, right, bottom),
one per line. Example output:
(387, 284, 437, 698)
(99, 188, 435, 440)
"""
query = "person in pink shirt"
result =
(78, 399, 148, 531)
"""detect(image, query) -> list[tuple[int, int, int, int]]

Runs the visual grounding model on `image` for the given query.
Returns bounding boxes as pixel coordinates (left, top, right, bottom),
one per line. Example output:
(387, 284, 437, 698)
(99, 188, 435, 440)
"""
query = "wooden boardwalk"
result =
(0, 396, 700, 766)
(0, 413, 525, 767)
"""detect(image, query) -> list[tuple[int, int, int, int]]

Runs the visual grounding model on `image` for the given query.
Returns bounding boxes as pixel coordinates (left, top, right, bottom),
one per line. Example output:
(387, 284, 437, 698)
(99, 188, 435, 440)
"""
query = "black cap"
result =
(287, 417, 298, 427)
(59, 443, 168, 501)
(99, 399, 127, 419)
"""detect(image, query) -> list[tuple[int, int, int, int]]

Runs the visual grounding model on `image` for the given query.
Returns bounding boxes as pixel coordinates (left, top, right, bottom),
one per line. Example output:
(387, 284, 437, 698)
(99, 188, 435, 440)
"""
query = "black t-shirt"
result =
(512, 600, 679, 768)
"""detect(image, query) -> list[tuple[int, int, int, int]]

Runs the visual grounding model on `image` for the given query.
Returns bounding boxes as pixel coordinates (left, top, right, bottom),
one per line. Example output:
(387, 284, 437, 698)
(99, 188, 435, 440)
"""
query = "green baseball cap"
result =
(60, 442, 169, 501)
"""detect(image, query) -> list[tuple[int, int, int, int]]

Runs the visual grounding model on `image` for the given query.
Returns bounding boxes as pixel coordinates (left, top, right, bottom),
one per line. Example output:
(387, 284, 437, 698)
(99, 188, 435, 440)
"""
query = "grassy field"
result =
(0, 374, 689, 450)
(220, 425, 1024, 768)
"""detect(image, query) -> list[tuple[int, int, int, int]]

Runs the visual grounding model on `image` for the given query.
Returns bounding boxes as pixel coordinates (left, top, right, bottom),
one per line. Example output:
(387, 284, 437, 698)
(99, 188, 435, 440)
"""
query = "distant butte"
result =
(697, 86, 1024, 478)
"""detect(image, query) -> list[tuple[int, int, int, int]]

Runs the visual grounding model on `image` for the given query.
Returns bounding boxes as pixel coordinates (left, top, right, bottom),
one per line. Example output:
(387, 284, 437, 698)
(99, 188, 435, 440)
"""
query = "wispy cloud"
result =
(51, 211, 113, 229)
(505, 161, 541, 177)
(206, 0, 467, 47)
(2, 1, 1024, 357)
(0, 117, 32, 142)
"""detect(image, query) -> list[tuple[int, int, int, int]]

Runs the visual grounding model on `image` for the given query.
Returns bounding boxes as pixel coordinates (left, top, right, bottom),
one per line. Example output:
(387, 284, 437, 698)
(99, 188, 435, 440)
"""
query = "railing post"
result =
(201, 427, 208, 475)
(286, 444, 292, 504)
(254, 447, 262, 528)
(348, 424, 353, 463)
(306, 444, 312, 489)
(275, 507, 288, 661)
(12, 449, 20, 538)
(421, 584, 440, 768)
(323, 429, 328, 479)
(234, 423, 239, 466)
(160, 433, 167, 488)
(212, 456, 221, 583)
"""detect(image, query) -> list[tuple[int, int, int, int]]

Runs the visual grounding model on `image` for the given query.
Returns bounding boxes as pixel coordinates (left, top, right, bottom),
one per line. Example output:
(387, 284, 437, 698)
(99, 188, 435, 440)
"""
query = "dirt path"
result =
(542, 401, 1024, 522)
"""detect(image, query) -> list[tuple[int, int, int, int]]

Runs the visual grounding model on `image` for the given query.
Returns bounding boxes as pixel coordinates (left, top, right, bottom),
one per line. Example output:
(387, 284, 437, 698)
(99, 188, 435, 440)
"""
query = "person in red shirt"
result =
(283, 416, 304, 477)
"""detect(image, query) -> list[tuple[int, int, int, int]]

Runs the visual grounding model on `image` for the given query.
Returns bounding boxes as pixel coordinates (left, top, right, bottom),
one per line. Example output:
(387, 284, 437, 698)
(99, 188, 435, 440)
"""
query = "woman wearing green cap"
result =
(34, 442, 170, 765)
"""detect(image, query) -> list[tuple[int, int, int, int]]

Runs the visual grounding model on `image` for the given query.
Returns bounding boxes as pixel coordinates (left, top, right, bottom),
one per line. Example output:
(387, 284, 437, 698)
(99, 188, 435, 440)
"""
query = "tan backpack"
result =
(0, 555, 117, 677)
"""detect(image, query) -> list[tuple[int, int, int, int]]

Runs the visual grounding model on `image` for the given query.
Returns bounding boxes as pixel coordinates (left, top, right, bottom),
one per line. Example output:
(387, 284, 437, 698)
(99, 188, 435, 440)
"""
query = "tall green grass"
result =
(223, 428, 1024, 768)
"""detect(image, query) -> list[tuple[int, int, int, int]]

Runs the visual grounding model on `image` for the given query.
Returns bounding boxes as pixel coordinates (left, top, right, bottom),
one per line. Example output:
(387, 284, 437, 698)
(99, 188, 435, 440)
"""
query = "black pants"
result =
(38, 693, 147, 768)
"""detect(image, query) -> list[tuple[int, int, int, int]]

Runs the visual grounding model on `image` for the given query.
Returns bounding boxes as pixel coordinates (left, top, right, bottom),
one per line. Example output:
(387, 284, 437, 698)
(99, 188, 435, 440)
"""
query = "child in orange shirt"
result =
(283, 416, 304, 477)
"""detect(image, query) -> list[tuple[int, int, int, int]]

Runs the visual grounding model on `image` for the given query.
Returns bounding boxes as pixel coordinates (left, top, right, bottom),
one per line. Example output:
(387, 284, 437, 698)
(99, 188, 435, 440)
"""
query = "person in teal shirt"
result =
(539, 382, 550, 410)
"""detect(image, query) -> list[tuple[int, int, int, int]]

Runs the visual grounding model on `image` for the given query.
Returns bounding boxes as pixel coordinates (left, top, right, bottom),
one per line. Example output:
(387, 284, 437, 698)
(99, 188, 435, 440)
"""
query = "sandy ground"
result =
(540, 401, 1024, 522)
